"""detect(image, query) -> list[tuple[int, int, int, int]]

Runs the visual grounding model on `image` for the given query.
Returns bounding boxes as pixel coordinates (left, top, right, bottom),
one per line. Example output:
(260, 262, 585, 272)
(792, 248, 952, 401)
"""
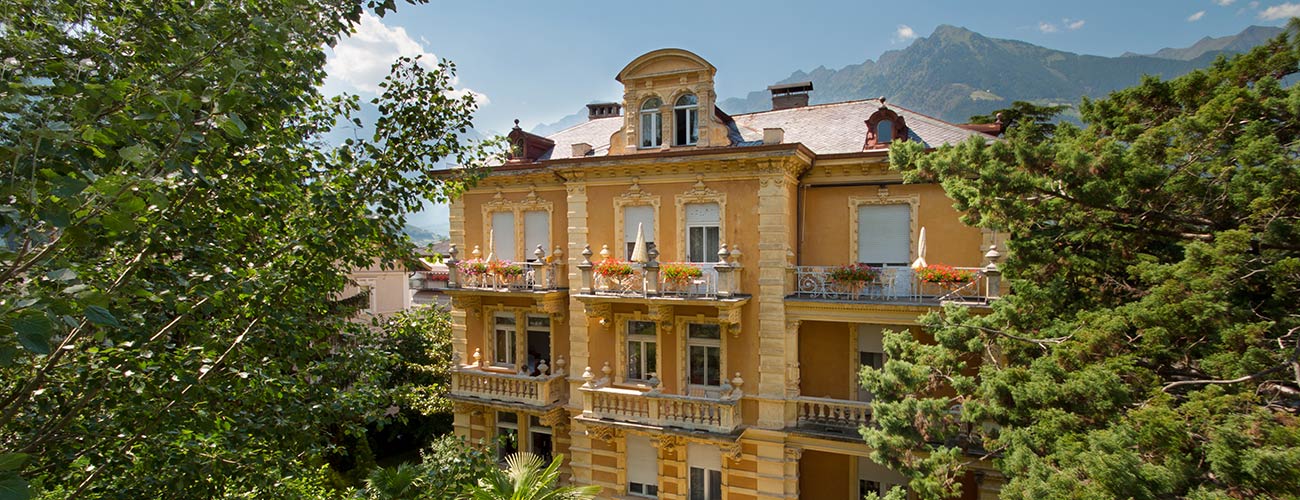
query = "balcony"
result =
(576, 365, 744, 434)
(789, 246, 1004, 307)
(443, 244, 566, 293)
(449, 356, 568, 408)
(573, 244, 748, 302)
(793, 396, 872, 436)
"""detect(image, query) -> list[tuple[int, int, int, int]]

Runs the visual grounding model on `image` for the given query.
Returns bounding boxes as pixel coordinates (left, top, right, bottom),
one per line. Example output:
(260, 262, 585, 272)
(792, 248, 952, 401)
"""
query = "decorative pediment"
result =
(864, 103, 909, 150)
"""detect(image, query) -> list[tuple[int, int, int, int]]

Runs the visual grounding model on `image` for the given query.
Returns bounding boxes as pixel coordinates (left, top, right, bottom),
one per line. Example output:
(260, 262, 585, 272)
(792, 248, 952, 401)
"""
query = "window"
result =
(640, 98, 663, 148)
(856, 204, 910, 266)
(525, 315, 551, 376)
(529, 416, 553, 463)
(491, 211, 516, 262)
(496, 412, 518, 460)
(627, 434, 659, 498)
(523, 210, 549, 261)
(626, 320, 657, 382)
(685, 203, 720, 263)
(687, 324, 722, 388)
(624, 205, 656, 260)
(674, 94, 699, 146)
(493, 313, 517, 367)
(688, 443, 722, 500)
(858, 324, 886, 402)
(877, 119, 893, 143)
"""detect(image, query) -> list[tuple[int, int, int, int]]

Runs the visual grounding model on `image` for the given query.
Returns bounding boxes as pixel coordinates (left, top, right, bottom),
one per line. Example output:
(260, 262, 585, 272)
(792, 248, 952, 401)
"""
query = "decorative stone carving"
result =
(584, 302, 613, 324)
(722, 441, 743, 463)
(652, 434, 686, 454)
(537, 295, 567, 324)
(539, 406, 569, 429)
(718, 304, 743, 337)
(586, 423, 623, 444)
(784, 447, 804, 463)
(452, 401, 485, 416)
(451, 295, 481, 317)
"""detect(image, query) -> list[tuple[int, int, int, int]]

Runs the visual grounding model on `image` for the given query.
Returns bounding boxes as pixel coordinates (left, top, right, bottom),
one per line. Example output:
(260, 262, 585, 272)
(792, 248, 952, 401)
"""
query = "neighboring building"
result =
(342, 261, 415, 318)
(444, 49, 1007, 500)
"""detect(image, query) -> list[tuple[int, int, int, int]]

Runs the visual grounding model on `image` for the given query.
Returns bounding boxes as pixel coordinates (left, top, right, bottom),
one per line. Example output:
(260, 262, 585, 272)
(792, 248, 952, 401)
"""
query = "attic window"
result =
(640, 98, 662, 148)
(674, 94, 698, 146)
(864, 106, 907, 150)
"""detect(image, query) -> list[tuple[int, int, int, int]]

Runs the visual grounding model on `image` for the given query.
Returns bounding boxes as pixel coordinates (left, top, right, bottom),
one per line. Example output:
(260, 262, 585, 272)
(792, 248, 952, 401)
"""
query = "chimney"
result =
(571, 143, 593, 157)
(586, 102, 622, 120)
(762, 128, 784, 145)
(768, 81, 814, 110)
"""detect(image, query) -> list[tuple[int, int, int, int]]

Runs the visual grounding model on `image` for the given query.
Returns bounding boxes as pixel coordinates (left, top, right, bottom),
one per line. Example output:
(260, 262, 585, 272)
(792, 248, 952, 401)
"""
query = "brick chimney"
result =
(586, 102, 622, 120)
(768, 82, 813, 110)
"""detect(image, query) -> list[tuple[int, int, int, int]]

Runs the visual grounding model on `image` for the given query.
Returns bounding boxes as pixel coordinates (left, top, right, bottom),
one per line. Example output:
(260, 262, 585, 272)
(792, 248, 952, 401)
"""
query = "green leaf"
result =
(0, 473, 30, 500)
(84, 306, 121, 328)
(0, 454, 28, 472)
(118, 144, 154, 165)
(219, 113, 247, 137)
(12, 312, 52, 355)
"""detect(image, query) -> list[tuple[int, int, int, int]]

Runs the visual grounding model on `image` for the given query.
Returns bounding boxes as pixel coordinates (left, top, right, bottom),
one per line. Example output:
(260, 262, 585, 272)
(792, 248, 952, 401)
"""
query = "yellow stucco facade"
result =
(445, 49, 1005, 499)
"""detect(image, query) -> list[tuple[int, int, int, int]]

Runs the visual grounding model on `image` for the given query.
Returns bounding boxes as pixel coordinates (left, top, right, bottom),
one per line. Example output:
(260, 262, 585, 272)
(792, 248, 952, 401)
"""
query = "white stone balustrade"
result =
(580, 386, 742, 433)
(450, 357, 568, 407)
(445, 244, 565, 292)
(795, 396, 872, 430)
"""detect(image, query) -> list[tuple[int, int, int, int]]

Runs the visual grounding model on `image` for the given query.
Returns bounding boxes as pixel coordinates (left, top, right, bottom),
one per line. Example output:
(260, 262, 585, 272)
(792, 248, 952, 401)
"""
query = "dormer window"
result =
(674, 94, 699, 146)
(640, 98, 663, 148)
(876, 119, 893, 143)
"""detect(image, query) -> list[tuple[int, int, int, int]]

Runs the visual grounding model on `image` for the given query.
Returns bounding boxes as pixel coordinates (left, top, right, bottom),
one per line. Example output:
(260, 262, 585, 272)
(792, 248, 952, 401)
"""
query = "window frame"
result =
(492, 312, 518, 368)
(495, 411, 519, 460)
(679, 320, 726, 394)
(847, 195, 918, 266)
(616, 314, 661, 386)
(640, 97, 663, 149)
(673, 93, 699, 146)
(675, 186, 726, 263)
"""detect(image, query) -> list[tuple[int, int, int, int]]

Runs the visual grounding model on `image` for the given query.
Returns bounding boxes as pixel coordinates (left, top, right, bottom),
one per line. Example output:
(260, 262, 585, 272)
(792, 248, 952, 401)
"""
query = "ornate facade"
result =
(445, 48, 1006, 499)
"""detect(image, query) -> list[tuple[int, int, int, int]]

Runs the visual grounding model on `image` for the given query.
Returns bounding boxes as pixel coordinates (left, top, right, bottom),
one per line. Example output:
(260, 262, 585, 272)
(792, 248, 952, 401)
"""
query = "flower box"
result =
(916, 264, 974, 284)
(661, 263, 704, 287)
(593, 258, 634, 279)
(828, 263, 879, 285)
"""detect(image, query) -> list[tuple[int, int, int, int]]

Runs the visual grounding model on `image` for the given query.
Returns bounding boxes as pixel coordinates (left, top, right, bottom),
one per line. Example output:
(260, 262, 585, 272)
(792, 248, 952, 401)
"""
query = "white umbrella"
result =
(630, 223, 649, 263)
(911, 226, 927, 269)
(486, 228, 495, 262)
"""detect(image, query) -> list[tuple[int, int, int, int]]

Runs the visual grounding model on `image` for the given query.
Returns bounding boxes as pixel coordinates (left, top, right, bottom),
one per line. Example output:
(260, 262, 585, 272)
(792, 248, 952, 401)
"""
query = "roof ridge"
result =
(724, 97, 885, 117)
(543, 115, 622, 140)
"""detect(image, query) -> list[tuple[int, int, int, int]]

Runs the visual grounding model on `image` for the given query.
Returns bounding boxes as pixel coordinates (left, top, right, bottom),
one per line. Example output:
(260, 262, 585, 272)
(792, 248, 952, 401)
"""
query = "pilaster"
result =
(566, 179, 591, 407)
(755, 166, 797, 428)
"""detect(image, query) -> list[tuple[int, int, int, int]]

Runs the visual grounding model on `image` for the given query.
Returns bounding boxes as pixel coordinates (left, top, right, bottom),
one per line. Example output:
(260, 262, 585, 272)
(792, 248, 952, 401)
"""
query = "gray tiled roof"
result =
(539, 99, 985, 159)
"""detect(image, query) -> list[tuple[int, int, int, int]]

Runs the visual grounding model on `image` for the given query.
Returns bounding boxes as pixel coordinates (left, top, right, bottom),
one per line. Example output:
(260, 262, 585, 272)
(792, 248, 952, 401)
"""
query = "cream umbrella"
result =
(486, 228, 495, 262)
(911, 226, 928, 269)
(630, 223, 649, 263)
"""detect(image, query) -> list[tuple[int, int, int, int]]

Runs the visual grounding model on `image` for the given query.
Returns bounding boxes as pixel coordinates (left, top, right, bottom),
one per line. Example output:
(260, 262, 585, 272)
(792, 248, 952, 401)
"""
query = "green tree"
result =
(869, 22, 1300, 500)
(467, 453, 600, 500)
(0, 0, 494, 498)
(367, 306, 456, 460)
(357, 434, 497, 500)
(968, 100, 1069, 141)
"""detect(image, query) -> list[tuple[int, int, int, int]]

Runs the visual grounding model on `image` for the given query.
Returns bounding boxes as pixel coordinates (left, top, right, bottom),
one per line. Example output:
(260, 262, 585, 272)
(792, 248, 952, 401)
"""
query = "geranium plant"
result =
(916, 264, 974, 283)
(458, 259, 490, 277)
(490, 260, 525, 278)
(829, 263, 879, 284)
(660, 262, 704, 287)
(593, 258, 635, 279)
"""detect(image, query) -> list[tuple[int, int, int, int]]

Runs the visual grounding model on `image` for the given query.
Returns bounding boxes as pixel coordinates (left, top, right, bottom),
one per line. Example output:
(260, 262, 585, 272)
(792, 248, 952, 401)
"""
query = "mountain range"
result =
(533, 24, 1283, 133)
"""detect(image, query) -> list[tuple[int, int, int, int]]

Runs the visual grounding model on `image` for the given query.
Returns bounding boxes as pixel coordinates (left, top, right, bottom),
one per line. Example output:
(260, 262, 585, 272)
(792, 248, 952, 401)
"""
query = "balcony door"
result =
(686, 323, 722, 397)
(857, 204, 912, 296)
(857, 324, 886, 403)
(525, 314, 551, 376)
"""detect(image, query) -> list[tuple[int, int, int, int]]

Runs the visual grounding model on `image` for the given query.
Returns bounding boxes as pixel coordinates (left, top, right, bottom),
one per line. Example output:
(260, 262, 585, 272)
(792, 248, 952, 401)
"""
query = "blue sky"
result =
(319, 0, 1299, 233)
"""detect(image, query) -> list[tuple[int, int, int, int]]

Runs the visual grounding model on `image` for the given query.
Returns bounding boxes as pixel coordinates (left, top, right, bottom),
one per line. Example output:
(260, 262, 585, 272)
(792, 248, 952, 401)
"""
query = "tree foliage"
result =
(870, 22, 1300, 500)
(968, 100, 1069, 141)
(0, 0, 494, 497)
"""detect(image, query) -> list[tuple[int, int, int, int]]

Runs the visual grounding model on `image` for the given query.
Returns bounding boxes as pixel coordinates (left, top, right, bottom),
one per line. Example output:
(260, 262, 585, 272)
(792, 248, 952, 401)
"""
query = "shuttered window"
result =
(523, 210, 549, 261)
(627, 434, 658, 497)
(856, 204, 909, 266)
(491, 211, 516, 262)
(688, 443, 722, 500)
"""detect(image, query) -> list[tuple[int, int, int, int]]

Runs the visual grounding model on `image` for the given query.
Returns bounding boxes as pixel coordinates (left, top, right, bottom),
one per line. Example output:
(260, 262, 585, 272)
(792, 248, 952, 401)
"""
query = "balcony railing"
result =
(450, 356, 568, 407)
(795, 396, 872, 431)
(444, 244, 565, 293)
(791, 265, 999, 304)
(577, 364, 744, 433)
(576, 244, 744, 299)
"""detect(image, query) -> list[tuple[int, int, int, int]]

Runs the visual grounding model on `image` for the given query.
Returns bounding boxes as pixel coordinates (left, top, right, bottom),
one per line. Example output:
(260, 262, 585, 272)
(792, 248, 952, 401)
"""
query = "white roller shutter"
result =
(685, 203, 719, 225)
(523, 211, 549, 261)
(857, 204, 910, 265)
(626, 434, 657, 487)
(624, 206, 655, 243)
(491, 211, 515, 262)
(687, 442, 721, 470)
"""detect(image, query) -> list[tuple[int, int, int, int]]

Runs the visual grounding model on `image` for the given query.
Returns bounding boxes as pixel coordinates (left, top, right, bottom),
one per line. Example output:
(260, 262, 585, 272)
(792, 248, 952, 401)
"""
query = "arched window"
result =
(877, 119, 893, 144)
(640, 98, 662, 148)
(674, 94, 698, 146)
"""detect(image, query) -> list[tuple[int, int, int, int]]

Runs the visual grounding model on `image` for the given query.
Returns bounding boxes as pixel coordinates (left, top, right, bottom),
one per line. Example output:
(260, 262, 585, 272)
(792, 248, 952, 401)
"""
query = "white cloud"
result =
(323, 13, 488, 104)
(893, 24, 917, 43)
(1038, 21, 1058, 33)
(1259, 2, 1300, 19)
(1188, 10, 1207, 21)
(1214, 0, 1235, 6)
(1065, 18, 1086, 30)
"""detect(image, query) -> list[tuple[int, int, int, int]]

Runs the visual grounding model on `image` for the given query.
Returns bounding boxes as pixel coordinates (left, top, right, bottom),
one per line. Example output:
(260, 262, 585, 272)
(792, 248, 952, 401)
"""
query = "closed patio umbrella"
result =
(911, 226, 927, 269)
(631, 223, 649, 263)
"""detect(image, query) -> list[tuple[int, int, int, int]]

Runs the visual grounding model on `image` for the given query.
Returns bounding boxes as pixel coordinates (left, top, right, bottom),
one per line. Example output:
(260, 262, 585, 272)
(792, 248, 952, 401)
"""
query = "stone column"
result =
(756, 167, 796, 428)
(448, 198, 471, 385)
(566, 180, 591, 408)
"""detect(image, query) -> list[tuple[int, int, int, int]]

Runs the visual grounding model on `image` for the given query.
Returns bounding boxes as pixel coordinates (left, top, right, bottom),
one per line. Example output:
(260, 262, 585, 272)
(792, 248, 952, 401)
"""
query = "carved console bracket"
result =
(451, 295, 482, 317)
(537, 295, 568, 324)
(652, 434, 687, 455)
(650, 304, 675, 334)
(586, 423, 624, 444)
(718, 303, 743, 338)
(584, 301, 613, 325)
